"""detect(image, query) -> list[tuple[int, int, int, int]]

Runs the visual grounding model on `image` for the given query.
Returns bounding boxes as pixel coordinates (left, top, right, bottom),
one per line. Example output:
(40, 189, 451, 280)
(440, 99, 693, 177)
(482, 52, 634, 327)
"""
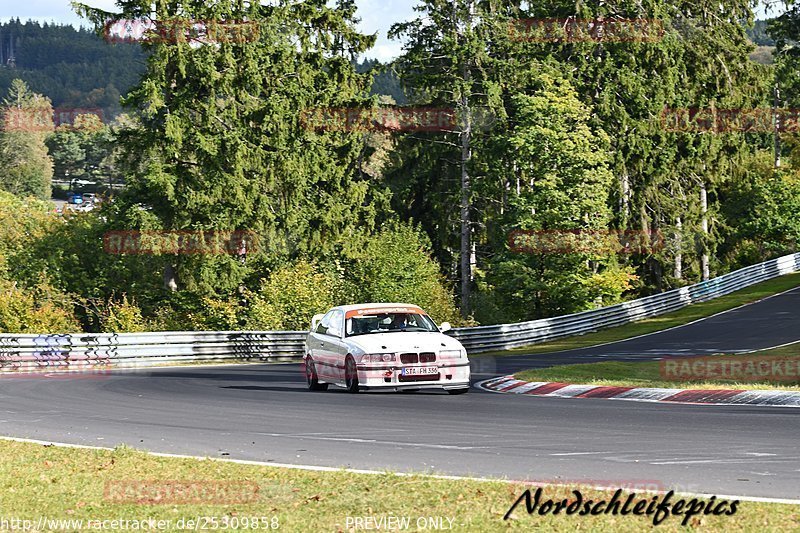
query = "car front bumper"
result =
(355, 361, 471, 390)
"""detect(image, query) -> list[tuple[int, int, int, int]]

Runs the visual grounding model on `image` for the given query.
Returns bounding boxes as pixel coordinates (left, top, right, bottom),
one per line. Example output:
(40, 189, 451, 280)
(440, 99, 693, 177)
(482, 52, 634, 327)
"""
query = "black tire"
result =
(305, 357, 328, 391)
(345, 356, 359, 393)
(447, 387, 470, 395)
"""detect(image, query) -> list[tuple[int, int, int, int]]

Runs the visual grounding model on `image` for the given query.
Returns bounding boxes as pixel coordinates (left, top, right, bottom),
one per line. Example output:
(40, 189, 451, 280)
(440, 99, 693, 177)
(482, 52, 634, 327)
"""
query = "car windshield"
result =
(346, 312, 439, 337)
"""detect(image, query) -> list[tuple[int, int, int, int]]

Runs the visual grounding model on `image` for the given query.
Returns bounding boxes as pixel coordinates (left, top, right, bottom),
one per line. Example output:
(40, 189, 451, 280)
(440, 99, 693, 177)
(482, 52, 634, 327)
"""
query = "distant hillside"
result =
(747, 19, 776, 46)
(356, 58, 407, 105)
(0, 20, 407, 122)
(0, 19, 147, 119)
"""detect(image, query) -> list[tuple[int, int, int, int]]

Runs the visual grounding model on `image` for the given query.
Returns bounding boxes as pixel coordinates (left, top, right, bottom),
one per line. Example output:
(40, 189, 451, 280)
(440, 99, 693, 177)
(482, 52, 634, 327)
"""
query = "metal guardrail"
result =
(0, 331, 305, 372)
(0, 253, 798, 372)
(450, 252, 800, 353)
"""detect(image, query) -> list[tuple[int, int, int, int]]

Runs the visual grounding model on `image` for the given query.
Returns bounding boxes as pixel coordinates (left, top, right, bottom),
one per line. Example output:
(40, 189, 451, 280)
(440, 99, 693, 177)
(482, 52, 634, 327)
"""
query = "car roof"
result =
(332, 303, 425, 313)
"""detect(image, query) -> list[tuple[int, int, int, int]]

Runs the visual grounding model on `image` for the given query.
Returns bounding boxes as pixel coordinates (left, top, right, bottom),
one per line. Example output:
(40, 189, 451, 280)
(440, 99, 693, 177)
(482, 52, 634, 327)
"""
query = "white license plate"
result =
(401, 366, 438, 376)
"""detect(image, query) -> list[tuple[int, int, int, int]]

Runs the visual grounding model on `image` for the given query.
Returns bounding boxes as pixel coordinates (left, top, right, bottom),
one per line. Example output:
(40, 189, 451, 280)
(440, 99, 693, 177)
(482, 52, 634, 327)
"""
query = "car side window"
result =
(315, 311, 334, 335)
(328, 311, 344, 338)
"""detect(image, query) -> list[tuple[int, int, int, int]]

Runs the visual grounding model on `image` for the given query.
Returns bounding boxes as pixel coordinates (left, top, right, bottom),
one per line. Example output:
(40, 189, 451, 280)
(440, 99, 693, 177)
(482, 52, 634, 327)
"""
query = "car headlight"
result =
(439, 349, 463, 360)
(360, 353, 396, 363)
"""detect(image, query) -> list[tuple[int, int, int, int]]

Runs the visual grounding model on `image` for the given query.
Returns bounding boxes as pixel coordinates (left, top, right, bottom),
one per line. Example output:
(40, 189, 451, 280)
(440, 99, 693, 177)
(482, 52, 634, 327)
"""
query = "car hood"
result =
(346, 332, 464, 354)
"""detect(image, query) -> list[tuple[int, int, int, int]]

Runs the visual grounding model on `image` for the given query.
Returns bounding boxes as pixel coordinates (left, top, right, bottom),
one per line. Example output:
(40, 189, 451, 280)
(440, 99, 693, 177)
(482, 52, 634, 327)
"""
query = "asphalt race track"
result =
(491, 284, 800, 376)
(2, 287, 800, 499)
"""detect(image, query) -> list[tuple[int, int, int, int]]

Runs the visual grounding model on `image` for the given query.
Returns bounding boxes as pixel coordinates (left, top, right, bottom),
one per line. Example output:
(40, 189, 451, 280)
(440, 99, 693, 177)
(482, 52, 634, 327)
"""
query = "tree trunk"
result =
(774, 84, 781, 168)
(652, 257, 663, 292)
(163, 264, 178, 292)
(620, 171, 631, 223)
(459, 95, 472, 317)
(700, 184, 709, 281)
(458, 1, 473, 318)
(674, 217, 682, 280)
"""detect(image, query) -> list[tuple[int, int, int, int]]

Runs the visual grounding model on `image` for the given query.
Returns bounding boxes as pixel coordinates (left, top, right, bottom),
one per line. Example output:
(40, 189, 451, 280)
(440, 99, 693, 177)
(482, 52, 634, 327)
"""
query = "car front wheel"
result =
(447, 387, 470, 395)
(345, 356, 359, 393)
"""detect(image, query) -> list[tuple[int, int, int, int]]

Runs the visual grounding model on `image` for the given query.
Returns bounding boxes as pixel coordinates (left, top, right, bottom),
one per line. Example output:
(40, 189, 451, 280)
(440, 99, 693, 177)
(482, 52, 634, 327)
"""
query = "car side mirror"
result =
(439, 322, 452, 333)
(311, 314, 324, 331)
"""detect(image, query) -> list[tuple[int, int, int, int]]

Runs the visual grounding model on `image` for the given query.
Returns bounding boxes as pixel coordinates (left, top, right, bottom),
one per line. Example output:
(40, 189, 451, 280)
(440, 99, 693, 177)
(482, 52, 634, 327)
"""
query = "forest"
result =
(0, 1, 799, 334)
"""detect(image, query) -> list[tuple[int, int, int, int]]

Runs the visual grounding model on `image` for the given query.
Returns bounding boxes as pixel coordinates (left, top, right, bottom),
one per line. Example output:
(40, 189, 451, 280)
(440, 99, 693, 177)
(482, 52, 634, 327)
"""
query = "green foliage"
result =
(94, 294, 148, 333)
(719, 155, 800, 267)
(0, 278, 79, 333)
(1, 196, 172, 331)
(483, 73, 632, 320)
(0, 79, 54, 199)
(244, 225, 464, 330)
(768, 5, 800, 108)
(389, 0, 512, 315)
(245, 260, 342, 331)
(522, 0, 771, 290)
(0, 190, 56, 270)
(503, 79, 613, 229)
(72, 0, 381, 298)
(387, 0, 778, 319)
(154, 294, 242, 332)
(0, 2, 795, 334)
(344, 224, 464, 325)
(11, 209, 110, 298)
(0, 192, 86, 331)
(46, 117, 120, 189)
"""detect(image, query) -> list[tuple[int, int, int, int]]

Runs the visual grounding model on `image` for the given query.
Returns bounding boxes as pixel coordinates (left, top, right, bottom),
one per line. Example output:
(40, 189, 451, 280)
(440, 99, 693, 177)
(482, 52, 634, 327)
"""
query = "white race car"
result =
(303, 303, 470, 394)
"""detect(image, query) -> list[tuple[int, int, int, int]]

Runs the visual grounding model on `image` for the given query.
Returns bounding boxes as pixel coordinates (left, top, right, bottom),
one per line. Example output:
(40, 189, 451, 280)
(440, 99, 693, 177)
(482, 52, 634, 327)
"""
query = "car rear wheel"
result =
(345, 356, 359, 393)
(306, 357, 328, 391)
(447, 387, 470, 395)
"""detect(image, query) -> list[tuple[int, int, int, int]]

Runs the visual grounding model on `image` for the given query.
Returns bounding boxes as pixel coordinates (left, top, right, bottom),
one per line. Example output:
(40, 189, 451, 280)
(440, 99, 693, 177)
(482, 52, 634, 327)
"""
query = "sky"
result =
(0, 1, 787, 62)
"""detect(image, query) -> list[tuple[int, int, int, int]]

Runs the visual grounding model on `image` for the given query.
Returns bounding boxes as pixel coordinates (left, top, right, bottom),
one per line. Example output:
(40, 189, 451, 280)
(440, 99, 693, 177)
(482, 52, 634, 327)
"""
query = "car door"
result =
(325, 310, 348, 383)
(309, 311, 338, 380)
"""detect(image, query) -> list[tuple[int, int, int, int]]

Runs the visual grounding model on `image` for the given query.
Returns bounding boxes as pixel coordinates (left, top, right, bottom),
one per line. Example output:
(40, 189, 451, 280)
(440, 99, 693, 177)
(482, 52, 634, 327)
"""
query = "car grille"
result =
(400, 352, 437, 364)
(400, 353, 418, 364)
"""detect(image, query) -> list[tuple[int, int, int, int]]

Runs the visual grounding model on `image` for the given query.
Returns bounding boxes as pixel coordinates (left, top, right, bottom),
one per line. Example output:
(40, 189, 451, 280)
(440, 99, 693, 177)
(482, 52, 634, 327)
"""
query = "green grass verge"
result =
(515, 343, 800, 391)
(477, 272, 800, 358)
(1, 439, 798, 531)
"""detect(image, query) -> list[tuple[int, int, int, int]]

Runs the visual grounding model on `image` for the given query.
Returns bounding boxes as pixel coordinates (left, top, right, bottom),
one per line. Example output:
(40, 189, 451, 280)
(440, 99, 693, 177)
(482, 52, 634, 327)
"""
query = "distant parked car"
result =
(67, 192, 84, 205)
(304, 303, 470, 394)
